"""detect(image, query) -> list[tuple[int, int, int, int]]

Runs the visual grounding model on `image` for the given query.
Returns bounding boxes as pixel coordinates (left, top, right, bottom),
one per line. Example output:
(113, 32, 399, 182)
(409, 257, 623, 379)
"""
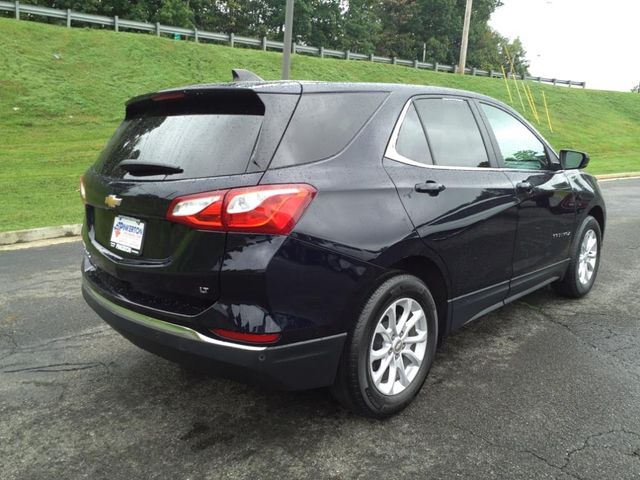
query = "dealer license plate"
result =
(110, 215, 145, 255)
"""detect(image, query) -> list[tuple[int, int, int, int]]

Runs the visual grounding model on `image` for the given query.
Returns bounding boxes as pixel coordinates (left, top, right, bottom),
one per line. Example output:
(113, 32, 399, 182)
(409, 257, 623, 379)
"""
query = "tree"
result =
(632, 83, 640, 93)
(26, 0, 528, 74)
(339, 0, 381, 54)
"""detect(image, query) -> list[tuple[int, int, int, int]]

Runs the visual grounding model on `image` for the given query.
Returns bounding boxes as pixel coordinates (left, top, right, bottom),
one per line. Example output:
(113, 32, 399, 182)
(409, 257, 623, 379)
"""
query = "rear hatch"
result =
(82, 84, 301, 315)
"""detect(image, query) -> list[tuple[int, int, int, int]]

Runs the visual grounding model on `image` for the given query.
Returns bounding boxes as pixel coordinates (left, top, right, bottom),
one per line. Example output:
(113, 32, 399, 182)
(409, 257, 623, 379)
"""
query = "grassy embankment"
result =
(1, 17, 639, 231)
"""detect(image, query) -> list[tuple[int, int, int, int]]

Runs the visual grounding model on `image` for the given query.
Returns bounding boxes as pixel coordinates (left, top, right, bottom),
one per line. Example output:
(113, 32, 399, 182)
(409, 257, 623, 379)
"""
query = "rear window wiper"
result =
(118, 160, 184, 176)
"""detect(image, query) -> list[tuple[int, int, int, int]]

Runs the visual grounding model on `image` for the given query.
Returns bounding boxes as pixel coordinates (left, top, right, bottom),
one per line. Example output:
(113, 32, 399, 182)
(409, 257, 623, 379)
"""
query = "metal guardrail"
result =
(0, 1, 587, 88)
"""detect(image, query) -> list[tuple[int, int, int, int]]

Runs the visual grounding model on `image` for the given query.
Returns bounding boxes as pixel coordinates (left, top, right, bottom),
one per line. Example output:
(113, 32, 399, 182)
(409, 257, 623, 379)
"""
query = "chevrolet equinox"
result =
(81, 71, 606, 417)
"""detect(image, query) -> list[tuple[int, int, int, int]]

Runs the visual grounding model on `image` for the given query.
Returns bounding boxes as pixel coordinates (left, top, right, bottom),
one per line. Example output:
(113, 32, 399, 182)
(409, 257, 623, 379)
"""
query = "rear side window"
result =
(270, 92, 388, 168)
(395, 104, 433, 165)
(414, 98, 490, 168)
(480, 103, 549, 170)
(96, 114, 263, 179)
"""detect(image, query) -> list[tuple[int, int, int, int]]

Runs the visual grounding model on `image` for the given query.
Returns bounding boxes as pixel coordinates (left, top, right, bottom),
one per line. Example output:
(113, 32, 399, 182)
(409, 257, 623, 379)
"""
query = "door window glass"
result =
(481, 103, 549, 170)
(414, 98, 490, 168)
(395, 103, 433, 165)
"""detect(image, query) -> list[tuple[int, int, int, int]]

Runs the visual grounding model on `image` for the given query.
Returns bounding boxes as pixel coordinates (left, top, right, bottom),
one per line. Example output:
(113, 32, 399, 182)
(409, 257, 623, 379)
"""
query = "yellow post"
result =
(523, 81, 540, 124)
(512, 72, 527, 113)
(522, 80, 535, 117)
(504, 44, 527, 112)
(500, 65, 514, 104)
(526, 83, 541, 124)
(542, 91, 554, 133)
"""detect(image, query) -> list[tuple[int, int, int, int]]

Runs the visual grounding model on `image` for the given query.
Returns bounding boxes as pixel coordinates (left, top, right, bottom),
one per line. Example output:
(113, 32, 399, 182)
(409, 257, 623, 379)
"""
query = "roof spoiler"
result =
(232, 69, 264, 82)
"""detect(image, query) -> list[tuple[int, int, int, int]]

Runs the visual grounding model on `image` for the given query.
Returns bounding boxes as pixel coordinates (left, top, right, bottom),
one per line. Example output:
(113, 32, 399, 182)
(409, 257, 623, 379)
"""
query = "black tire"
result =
(331, 274, 438, 418)
(553, 215, 602, 298)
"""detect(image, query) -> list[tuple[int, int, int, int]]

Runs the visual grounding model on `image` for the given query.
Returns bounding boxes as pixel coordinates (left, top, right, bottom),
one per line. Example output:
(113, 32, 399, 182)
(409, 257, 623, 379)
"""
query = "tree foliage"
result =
(28, 0, 529, 73)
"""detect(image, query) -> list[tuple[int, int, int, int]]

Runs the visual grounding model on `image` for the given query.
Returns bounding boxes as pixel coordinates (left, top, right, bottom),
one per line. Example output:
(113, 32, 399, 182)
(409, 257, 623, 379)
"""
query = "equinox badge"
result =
(104, 195, 122, 209)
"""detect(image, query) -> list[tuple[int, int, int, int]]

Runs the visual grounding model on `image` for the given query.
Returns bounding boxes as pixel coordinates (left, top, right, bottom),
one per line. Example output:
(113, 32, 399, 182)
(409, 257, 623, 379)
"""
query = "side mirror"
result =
(559, 150, 590, 170)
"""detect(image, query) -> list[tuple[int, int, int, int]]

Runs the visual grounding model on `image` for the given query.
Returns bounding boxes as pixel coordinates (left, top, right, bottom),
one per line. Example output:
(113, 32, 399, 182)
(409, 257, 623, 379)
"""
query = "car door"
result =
(383, 95, 519, 329)
(476, 101, 576, 299)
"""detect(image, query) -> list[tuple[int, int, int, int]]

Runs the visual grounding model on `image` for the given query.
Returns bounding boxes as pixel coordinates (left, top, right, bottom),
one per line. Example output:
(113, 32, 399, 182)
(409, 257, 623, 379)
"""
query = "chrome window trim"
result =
(384, 96, 556, 174)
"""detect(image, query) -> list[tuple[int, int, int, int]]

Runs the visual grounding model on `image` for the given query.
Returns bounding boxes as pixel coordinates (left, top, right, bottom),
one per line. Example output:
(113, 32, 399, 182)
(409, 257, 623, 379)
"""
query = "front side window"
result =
(414, 98, 490, 168)
(481, 103, 549, 170)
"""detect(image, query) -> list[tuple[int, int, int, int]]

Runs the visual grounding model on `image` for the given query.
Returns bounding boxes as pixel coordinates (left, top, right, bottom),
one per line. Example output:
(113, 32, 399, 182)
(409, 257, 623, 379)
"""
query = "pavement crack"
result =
(449, 423, 640, 480)
(3, 361, 105, 373)
(448, 423, 572, 477)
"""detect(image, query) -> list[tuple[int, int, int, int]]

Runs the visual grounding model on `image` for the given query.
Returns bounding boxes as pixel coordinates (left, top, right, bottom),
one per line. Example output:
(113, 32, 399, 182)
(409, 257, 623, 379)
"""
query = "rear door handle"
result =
(516, 181, 533, 193)
(415, 180, 446, 196)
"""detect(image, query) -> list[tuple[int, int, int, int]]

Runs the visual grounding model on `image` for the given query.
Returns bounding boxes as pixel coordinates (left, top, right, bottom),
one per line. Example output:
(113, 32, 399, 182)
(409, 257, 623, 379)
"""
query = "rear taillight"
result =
(211, 328, 281, 344)
(167, 184, 316, 235)
(79, 176, 86, 203)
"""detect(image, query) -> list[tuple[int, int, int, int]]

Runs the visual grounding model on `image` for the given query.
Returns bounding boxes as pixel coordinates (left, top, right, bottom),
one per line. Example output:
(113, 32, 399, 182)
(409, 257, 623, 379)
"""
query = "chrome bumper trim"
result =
(84, 284, 268, 352)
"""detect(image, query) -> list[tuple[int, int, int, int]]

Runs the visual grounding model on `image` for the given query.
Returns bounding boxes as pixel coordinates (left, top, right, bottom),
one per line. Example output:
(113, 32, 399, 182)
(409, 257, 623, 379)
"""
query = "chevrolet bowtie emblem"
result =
(104, 195, 122, 209)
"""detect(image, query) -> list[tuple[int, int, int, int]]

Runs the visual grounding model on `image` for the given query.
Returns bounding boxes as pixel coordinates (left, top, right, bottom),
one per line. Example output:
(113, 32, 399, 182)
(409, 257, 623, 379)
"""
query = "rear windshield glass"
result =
(270, 92, 388, 168)
(95, 113, 263, 179)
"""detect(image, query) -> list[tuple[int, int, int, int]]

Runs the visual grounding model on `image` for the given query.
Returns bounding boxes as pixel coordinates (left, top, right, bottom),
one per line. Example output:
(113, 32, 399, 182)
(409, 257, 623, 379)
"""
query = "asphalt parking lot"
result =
(1, 178, 639, 480)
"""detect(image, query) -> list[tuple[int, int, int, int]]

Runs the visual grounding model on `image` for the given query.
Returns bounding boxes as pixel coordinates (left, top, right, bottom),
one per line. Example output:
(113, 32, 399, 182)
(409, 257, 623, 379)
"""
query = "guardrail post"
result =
(472, 67, 477, 76)
(229, 32, 234, 47)
(414, 59, 419, 68)
(345, 49, 350, 60)
(114, 15, 119, 32)
(391, 56, 397, 65)
(66, 8, 71, 27)
(155, 22, 160, 36)
(434, 62, 439, 72)
(582, 82, 586, 89)
(15, 1, 19, 20)
(319, 46, 324, 58)
(262, 36, 267, 51)
(292, 42, 296, 54)
(369, 53, 374, 62)
(194, 28, 198, 42)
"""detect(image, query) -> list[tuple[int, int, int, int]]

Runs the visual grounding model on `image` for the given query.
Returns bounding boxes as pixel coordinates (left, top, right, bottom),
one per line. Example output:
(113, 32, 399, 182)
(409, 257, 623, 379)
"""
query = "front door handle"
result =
(516, 181, 533, 193)
(415, 180, 446, 196)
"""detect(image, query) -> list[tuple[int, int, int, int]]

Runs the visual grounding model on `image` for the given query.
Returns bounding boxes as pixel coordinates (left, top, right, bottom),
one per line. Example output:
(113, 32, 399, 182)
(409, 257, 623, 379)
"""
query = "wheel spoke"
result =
(372, 354, 393, 386)
(396, 299, 412, 334)
(370, 346, 389, 363)
(396, 356, 410, 386)
(386, 305, 398, 336)
(402, 348, 421, 366)
(386, 359, 397, 390)
(404, 331, 427, 344)
(375, 322, 392, 342)
(401, 310, 424, 339)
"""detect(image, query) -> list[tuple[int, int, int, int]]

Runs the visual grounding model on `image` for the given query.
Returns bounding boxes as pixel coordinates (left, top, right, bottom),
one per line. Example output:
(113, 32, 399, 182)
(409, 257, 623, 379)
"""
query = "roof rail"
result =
(232, 69, 264, 82)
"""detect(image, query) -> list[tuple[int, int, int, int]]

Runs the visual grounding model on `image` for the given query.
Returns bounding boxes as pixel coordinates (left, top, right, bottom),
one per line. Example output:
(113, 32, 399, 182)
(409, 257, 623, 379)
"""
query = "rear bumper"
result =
(82, 282, 346, 390)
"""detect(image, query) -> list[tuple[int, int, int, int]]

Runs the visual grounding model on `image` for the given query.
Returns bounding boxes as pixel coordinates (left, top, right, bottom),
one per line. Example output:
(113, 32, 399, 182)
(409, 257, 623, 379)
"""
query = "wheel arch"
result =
(588, 205, 605, 237)
(387, 255, 450, 341)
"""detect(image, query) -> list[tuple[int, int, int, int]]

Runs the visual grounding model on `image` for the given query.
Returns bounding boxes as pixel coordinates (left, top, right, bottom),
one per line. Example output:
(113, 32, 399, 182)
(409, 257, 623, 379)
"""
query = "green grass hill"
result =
(1, 17, 639, 231)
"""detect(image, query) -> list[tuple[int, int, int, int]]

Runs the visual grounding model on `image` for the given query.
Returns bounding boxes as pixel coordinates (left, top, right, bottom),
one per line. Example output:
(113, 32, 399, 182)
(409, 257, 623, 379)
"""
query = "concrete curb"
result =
(0, 172, 638, 247)
(594, 172, 640, 180)
(0, 224, 82, 246)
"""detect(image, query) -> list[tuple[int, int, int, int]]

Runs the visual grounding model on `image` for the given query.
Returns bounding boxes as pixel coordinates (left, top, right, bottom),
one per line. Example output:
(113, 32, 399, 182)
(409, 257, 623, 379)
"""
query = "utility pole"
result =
(281, 0, 295, 80)
(458, 0, 473, 75)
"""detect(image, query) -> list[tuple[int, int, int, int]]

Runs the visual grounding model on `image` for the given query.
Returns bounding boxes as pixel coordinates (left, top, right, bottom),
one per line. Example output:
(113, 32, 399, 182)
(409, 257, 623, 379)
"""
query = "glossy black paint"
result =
(82, 80, 606, 390)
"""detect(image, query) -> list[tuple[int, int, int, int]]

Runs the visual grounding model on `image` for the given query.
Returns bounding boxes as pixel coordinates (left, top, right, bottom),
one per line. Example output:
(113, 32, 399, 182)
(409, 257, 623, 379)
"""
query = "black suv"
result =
(81, 72, 606, 417)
